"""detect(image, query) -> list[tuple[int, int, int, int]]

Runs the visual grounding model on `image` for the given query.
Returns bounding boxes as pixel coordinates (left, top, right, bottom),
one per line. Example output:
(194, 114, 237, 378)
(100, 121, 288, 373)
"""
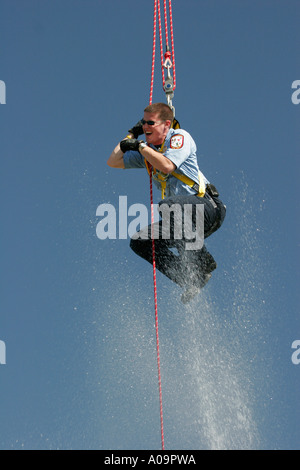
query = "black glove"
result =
(120, 138, 142, 153)
(128, 120, 144, 139)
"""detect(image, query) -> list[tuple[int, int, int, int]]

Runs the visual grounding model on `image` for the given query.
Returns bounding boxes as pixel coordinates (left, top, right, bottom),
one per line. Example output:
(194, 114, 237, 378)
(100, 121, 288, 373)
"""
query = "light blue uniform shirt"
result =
(123, 128, 209, 198)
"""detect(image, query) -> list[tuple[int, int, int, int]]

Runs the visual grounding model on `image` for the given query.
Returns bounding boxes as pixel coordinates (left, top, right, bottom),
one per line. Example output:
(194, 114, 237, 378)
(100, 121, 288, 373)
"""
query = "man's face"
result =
(142, 112, 171, 146)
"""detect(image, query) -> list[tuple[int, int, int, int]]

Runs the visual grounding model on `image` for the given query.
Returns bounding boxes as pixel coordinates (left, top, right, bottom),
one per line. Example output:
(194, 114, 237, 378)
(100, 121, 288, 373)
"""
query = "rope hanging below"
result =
(148, 0, 176, 451)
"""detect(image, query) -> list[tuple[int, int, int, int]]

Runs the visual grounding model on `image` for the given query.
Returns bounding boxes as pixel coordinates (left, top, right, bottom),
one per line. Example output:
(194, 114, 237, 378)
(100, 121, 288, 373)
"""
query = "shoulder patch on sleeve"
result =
(170, 134, 184, 149)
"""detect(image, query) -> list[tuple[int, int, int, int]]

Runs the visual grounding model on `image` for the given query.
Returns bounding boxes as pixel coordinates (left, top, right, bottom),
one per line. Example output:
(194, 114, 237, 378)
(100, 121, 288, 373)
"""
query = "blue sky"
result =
(0, 0, 299, 450)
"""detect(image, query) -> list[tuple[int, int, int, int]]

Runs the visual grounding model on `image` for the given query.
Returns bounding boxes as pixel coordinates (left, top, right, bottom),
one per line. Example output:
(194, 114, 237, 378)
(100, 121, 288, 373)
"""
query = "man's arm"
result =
(107, 139, 176, 173)
(139, 145, 176, 174)
(107, 142, 126, 169)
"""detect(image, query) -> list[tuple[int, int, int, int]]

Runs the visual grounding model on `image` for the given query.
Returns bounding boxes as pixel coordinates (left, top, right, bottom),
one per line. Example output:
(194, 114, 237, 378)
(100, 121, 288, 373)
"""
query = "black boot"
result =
(180, 247, 217, 304)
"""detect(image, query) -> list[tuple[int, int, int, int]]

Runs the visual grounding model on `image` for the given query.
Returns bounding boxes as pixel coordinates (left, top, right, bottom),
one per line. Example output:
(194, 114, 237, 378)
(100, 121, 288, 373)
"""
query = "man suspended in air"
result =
(107, 102, 226, 303)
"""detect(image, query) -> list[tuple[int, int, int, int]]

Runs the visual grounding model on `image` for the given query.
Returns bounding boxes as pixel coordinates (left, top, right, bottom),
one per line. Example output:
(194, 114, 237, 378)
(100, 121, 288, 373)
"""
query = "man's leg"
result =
(129, 194, 224, 293)
(130, 221, 189, 287)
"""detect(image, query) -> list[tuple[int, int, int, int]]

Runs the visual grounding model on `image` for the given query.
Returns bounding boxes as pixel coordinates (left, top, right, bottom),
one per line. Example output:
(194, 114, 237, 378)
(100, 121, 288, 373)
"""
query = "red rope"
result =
(157, 0, 165, 87)
(149, 0, 176, 451)
(150, 0, 176, 98)
(149, 0, 172, 451)
(149, 0, 157, 106)
(168, 0, 176, 90)
(149, 166, 165, 451)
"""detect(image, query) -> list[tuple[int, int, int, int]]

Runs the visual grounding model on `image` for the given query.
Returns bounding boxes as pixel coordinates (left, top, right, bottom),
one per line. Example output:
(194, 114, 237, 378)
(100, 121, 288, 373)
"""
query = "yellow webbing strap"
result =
(145, 162, 205, 200)
(172, 118, 180, 130)
(145, 159, 168, 199)
(171, 170, 206, 198)
(143, 118, 206, 199)
(144, 141, 168, 199)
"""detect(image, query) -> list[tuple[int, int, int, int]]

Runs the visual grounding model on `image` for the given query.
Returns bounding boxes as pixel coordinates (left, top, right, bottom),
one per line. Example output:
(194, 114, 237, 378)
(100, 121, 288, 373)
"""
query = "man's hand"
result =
(120, 138, 142, 153)
(128, 120, 144, 139)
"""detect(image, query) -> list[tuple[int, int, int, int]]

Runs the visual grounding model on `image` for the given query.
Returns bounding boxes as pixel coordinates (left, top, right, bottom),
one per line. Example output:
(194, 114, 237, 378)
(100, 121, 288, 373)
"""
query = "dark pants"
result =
(130, 193, 226, 288)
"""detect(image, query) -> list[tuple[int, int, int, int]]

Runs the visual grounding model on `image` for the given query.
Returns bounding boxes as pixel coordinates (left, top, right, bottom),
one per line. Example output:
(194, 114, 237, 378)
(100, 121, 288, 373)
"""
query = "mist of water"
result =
(89, 173, 273, 450)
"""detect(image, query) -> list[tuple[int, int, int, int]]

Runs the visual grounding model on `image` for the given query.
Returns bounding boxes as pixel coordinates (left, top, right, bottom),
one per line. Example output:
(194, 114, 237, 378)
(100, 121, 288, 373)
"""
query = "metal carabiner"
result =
(164, 76, 174, 100)
(163, 48, 173, 77)
(163, 48, 175, 116)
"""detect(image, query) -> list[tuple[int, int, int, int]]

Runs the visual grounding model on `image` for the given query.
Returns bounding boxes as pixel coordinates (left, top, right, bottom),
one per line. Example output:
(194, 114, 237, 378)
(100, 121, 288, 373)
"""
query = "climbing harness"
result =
(144, 137, 206, 201)
(172, 170, 206, 198)
(145, 147, 206, 200)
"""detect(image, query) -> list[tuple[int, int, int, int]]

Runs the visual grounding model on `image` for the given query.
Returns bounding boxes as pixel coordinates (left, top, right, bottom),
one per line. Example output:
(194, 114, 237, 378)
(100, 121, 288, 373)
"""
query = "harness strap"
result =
(145, 161, 206, 200)
(171, 170, 206, 198)
(144, 119, 206, 199)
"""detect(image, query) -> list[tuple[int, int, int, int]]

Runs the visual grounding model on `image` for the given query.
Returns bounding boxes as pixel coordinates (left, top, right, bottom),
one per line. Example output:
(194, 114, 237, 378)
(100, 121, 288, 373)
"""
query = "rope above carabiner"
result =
(150, 0, 176, 115)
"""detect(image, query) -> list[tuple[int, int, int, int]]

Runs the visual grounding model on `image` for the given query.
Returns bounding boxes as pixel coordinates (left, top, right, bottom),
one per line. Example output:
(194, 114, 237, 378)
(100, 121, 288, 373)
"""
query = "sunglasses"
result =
(141, 118, 164, 126)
